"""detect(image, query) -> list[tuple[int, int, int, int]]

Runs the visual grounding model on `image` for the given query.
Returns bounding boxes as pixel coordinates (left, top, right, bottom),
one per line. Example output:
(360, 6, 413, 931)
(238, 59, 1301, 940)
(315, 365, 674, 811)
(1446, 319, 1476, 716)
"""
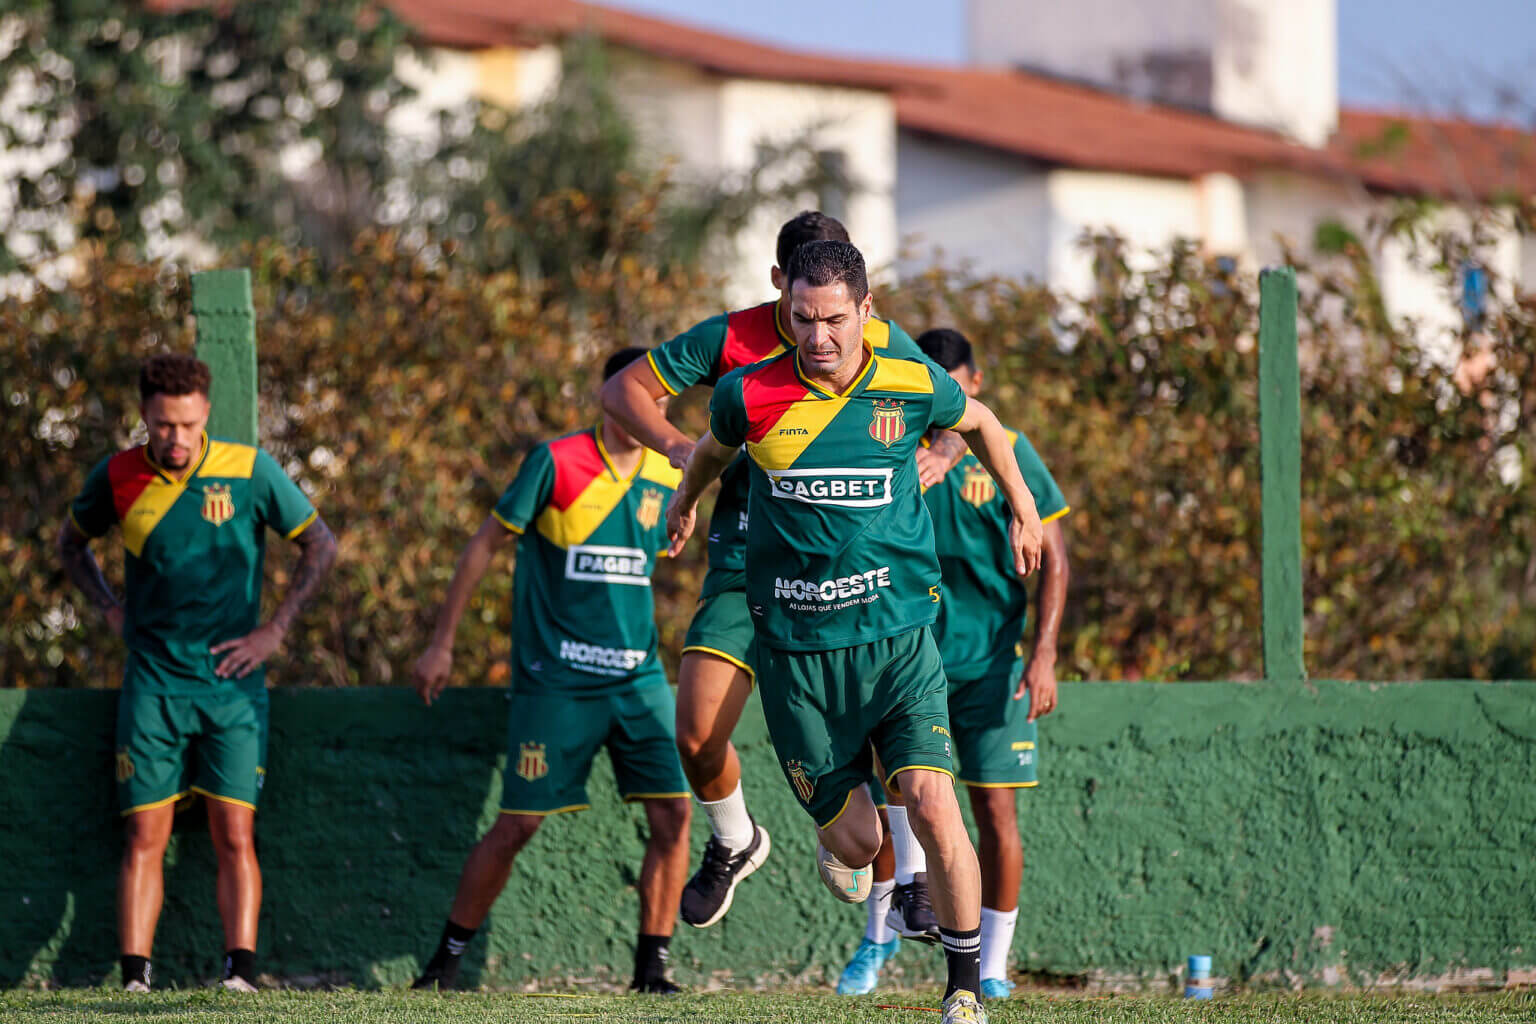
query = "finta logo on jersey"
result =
(774, 567, 892, 610)
(565, 545, 650, 585)
(765, 468, 893, 508)
(559, 641, 649, 674)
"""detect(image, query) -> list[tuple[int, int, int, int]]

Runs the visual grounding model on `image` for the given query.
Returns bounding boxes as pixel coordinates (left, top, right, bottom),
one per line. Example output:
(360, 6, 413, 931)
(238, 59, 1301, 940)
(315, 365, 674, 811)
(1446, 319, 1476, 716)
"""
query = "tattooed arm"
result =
(212, 517, 338, 679)
(57, 519, 125, 635)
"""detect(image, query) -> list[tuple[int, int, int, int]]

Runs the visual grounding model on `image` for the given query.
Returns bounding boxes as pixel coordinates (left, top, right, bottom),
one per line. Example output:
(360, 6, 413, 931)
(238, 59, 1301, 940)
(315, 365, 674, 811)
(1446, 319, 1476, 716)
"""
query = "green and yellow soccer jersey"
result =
(709, 346, 969, 652)
(492, 428, 681, 695)
(68, 434, 318, 693)
(924, 428, 1069, 680)
(648, 301, 924, 572)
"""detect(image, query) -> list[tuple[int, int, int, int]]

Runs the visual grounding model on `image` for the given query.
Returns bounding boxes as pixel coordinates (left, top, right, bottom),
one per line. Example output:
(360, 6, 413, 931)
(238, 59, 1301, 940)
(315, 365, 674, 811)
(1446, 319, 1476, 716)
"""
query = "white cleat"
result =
(815, 843, 873, 904)
(123, 981, 151, 994)
(219, 976, 258, 993)
(941, 989, 989, 1024)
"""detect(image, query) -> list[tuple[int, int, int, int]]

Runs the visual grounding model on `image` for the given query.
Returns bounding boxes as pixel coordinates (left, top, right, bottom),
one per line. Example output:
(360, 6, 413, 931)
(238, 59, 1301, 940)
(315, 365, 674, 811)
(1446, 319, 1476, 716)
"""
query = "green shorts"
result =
(753, 628, 953, 827)
(115, 683, 269, 815)
(501, 673, 691, 816)
(681, 567, 754, 679)
(949, 663, 1039, 787)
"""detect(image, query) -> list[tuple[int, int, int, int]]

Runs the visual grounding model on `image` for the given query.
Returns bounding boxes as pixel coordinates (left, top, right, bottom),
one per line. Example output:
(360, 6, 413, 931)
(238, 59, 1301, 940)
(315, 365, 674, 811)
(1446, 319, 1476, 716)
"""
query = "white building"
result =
(387, 0, 1535, 321)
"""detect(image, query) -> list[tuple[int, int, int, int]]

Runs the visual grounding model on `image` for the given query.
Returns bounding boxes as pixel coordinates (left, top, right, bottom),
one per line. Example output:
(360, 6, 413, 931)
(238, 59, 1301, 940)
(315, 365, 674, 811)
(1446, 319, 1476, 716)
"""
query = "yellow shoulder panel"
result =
(868, 357, 934, 395)
(1005, 428, 1019, 446)
(200, 440, 258, 479)
(639, 448, 683, 488)
(863, 317, 892, 349)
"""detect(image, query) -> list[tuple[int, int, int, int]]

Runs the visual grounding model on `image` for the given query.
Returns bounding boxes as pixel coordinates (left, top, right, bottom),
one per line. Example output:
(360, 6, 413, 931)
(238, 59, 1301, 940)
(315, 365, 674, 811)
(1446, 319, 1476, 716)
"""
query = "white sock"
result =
(864, 880, 897, 944)
(886, 805, 927, 885)
(979, 906, 1019, 982)
(699, 781, 754, 851)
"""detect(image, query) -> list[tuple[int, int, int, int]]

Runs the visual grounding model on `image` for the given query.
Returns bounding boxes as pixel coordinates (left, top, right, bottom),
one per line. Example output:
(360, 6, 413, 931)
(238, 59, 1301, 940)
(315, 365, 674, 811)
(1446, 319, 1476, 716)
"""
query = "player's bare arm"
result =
(212, 517, 337, 679)
(412, 516, 515, 706)
(952, 398, 1044, 576)
(601, 358, 696, 469)
(665, 432, 737, 557)
(1017, 519, 1070, 722)
(57, 518, 125, 635)
(915, 428, 967, 489)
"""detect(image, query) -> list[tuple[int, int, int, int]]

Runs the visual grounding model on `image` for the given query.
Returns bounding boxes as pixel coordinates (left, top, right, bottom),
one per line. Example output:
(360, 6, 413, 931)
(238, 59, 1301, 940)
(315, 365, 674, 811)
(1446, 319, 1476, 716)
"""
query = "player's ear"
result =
(970, 368, 984, 396)
(858, 291, 873, 321)
(771, 266, 785, 293)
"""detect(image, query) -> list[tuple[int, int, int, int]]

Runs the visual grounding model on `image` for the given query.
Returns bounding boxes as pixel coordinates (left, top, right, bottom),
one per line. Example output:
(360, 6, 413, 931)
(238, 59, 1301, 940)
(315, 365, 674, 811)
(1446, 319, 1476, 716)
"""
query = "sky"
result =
(593, 0, 1535, 119)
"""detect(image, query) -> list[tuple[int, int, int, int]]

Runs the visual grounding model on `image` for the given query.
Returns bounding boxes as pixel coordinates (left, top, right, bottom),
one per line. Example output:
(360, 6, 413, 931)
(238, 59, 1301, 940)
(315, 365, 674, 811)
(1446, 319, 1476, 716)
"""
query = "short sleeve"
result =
(491, 444, 556, 535)
(69, 456, 117, 538)
(1014, 431, 1069, 522)
(708, 371, 749, 449)
(648, 314, 729, 395)
(254, 450, 319, 539)
(927, 363, 969, 431)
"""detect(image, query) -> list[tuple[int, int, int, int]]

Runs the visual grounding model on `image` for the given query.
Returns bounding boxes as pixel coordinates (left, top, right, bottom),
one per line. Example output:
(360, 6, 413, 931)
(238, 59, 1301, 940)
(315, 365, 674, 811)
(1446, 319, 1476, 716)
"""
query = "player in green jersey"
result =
(666, 241, 1043, 1024)
(840, 328, 1072, 999)
(601, 211, 964, 931)
(410, 348, 691, 995)
(58, 353, 337, 992)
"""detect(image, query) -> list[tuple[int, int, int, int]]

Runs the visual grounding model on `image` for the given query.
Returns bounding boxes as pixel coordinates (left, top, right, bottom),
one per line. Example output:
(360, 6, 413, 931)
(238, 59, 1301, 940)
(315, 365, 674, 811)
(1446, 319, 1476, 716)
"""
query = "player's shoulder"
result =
(201, 437, 260, 479)
(862, 315, 893, 349)
(543, 428, 600, 466)
(638, 447, 682, 489)
(867, 352, 941, 395)
(720, 347, 794, 389)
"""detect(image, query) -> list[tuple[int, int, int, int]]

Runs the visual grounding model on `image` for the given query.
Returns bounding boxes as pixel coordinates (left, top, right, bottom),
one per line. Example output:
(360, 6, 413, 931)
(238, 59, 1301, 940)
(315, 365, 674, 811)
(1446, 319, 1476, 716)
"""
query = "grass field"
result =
(3, 989, 1533, 1024)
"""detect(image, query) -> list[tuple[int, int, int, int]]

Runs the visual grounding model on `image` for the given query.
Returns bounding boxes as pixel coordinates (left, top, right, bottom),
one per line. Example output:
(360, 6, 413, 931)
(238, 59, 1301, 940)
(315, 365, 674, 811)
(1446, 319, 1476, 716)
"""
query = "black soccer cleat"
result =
(679, 819, 771, 927)
(886, 872, 942, 944)
(411, 960, 460, 991)
(630, 976, 684, 995)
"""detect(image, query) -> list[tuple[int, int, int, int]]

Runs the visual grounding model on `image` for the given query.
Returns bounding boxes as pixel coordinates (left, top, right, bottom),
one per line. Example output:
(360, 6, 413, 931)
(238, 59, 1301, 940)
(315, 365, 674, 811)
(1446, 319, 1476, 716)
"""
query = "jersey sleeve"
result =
(491, 443, 556, 535)
(707, 370, 749, 449)
(926, 363, 970, 431)
(647, 314, 729, 395)
(1014, 431, 1069, 522)
(68, 456, 117, 538)
(254, 450, 319, 539)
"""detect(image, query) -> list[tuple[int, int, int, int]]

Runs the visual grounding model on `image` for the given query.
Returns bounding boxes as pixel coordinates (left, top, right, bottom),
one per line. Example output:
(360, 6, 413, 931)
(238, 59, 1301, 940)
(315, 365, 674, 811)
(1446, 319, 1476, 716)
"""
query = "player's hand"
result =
(211, 622, 285, 679)
(105, 606, 125, 637)
(665, 439, 696, 471)
(412, 644, 454, 706)
(1008, 509, 1044, 578)
(915, 445, 948, 489)
(665, 491, 697, 558)
(1016, 656, 1059, 722)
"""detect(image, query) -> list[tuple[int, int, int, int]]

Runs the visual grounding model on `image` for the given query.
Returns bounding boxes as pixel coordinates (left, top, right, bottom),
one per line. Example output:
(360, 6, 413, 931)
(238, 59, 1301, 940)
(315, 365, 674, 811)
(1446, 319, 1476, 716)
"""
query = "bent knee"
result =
(645, 798, 692, 843)
(674, 728, 729, 766)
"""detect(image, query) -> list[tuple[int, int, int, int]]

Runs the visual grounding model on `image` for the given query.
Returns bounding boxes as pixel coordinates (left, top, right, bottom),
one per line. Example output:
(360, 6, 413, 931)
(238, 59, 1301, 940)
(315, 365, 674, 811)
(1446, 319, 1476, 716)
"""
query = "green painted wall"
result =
(2, 682, 1532, 989)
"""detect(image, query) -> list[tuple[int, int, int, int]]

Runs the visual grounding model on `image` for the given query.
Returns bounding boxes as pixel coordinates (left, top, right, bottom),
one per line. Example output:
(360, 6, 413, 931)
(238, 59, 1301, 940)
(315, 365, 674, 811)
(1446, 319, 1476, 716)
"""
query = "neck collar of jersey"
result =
(593, 426, 643, 482)
(144, 431, 210, 483)
(796, 341, 875, 399)
(773, 297, 796, 347)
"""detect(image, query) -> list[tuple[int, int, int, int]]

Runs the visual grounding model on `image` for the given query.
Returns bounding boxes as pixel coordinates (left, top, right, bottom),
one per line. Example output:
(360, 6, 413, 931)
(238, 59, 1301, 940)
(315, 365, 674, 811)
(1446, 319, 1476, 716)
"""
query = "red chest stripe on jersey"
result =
(107, 448, 159, 522)
(546, 433, 609, 512)
(740, 357, 813, 445)
(719, 303, 790, 379)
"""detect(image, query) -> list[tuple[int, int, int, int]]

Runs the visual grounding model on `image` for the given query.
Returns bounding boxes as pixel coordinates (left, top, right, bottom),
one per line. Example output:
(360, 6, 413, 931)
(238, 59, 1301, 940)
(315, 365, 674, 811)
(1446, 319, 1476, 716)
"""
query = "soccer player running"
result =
(58, 353, 337, 993)
(411, 348, 692, 994)
(839, 328, 1071, 999)
(666, 241, 1043, 1024)
(601, 211, 963, 931)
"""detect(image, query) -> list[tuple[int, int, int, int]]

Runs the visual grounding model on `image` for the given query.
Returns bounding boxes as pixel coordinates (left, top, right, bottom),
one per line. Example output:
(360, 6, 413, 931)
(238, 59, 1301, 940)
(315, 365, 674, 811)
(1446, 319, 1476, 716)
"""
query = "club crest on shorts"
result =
(201, 483, 235, 526)
(515, 742, 549, 782)
(868, 399, 906, 448)
(785, 759, 815, 803)
(115, 747, 135, 783)
(636, 488, 664, 530)
(961, 464, 995, 506)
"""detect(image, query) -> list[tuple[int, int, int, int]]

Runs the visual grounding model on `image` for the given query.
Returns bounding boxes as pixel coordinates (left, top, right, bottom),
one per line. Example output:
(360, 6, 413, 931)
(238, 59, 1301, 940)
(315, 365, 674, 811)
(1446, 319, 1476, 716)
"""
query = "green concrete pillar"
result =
(192, 269, 258, 446)
(1258, 267, 1306, 684)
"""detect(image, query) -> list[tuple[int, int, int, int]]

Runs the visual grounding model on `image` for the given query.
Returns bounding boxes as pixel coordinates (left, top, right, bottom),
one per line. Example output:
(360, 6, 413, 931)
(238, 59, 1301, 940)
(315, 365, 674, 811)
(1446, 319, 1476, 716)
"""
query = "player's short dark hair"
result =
(603, 346, 649, 382)
(139, 353, 211, 402)
(776, 210, 850, 272)
(916, 329, 977, 373)
(785, 239, 869, 305)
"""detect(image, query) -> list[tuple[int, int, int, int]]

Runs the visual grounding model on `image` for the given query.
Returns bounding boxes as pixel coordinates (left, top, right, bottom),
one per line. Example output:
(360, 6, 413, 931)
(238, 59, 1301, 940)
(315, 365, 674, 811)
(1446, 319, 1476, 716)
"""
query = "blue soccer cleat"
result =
(836, 937, 900, 995)
(980, 977, 1016, 1000)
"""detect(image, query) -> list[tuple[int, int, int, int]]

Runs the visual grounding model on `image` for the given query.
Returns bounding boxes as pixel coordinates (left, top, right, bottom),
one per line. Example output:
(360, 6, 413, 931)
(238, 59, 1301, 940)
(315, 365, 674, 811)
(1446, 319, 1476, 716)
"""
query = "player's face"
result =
(789, 280, 872, 379)
(948, 365, 983, 398)
(142, 392, 210, 470)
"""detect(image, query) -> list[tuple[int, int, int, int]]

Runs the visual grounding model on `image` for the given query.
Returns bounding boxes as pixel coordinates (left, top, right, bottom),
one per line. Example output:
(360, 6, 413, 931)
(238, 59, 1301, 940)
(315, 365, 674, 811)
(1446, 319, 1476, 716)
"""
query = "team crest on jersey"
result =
(868, 400, 906, 448)
(115, 748, 135, 783)
(515, 742, 549, 782)
(785, 759, 815, 803)
(961, 465, 996, 506)
(201, 483, 235, 526)
(636, 488, 664, 530)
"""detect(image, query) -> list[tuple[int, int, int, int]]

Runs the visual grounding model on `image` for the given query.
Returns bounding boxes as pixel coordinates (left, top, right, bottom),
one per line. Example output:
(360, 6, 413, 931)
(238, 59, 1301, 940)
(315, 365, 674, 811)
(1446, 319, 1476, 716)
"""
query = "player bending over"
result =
(411, 348, 691, 994)
(666, 241, 1043, 1024)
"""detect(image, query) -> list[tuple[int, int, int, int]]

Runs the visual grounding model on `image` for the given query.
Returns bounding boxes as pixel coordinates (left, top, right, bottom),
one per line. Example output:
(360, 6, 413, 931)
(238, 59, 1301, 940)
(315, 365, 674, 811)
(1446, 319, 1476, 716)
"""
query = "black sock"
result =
(426, 920, 477, 973)
(632, 933, 671, 986)
(223, 948, 256, 985)
(121, 955, 151, 989)
(940, 925, 982, 1000)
